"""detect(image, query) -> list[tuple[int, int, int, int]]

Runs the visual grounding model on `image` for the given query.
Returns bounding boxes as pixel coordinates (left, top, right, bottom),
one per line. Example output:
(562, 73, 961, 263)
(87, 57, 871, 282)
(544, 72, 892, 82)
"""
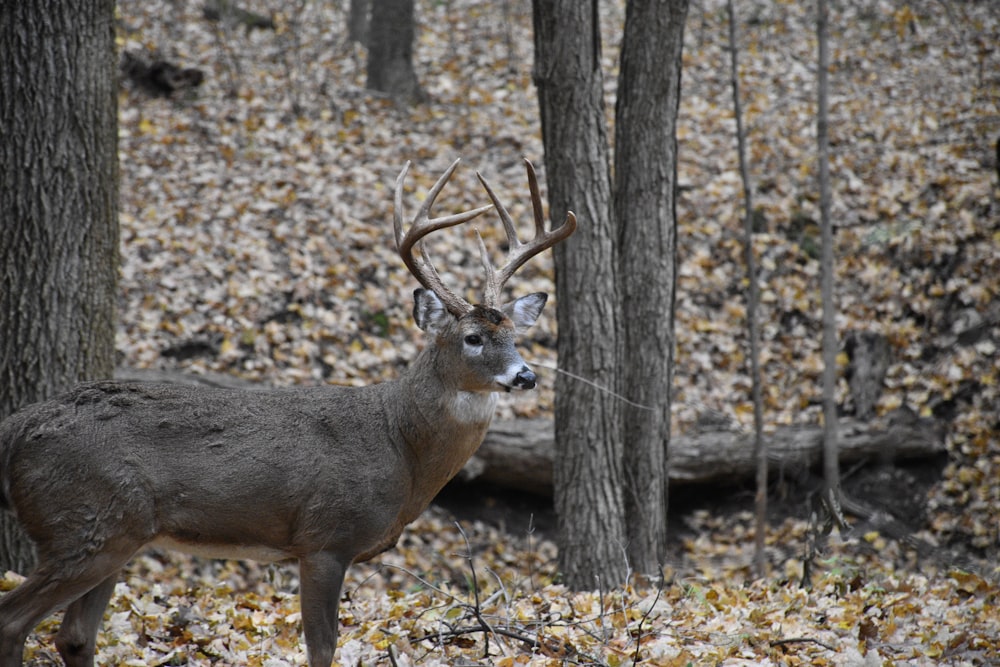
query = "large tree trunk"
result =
(614, 0, 688, 577)
(532, 0, 628, 589)
(366, 0, 423, 103)
(0, 0, 119, 574)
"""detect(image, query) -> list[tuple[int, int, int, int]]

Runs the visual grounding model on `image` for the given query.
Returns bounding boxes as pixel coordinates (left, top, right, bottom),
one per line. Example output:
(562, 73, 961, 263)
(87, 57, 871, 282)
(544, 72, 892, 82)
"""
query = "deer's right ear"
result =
(413, 289, 452, 335)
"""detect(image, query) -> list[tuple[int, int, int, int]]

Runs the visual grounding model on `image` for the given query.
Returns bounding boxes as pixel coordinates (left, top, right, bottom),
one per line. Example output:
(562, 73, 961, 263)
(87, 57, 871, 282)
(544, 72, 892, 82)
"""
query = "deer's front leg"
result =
(299, 551, 347, 667)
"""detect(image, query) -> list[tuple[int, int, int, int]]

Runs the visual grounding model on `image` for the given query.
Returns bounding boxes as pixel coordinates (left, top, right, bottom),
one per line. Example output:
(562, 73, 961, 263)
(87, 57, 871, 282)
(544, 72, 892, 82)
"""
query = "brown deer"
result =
(0, 158, 575, 667)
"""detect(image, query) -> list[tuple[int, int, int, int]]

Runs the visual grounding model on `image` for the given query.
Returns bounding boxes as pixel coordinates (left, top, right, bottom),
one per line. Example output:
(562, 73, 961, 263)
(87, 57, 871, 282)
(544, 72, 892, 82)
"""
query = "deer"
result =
(0, 158, 576, 667)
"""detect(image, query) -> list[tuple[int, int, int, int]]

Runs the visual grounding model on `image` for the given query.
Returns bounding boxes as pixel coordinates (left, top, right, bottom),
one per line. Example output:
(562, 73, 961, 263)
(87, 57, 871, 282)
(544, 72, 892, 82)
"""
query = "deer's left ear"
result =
(502, 292, 547, 330)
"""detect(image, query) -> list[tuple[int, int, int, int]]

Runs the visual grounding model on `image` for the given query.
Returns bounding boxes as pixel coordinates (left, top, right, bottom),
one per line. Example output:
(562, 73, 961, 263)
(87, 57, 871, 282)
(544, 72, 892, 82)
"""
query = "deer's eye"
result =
(464, 334, 483, 346)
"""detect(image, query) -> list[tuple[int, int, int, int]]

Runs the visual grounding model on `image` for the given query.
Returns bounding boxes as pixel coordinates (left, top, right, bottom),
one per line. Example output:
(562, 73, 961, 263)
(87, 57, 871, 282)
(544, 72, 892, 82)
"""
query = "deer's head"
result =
(394, 158, 576, 394)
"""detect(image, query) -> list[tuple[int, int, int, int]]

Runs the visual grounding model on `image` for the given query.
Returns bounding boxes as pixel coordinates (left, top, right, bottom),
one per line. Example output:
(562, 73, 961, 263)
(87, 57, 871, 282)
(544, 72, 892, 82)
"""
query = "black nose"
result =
(513, 367, 537, 390)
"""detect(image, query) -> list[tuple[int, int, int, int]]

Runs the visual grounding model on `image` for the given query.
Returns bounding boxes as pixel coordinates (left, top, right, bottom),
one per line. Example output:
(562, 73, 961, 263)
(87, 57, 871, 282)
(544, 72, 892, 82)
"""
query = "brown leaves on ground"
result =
(17, 0, 1000, 664)
(13, 509, 1000, 664)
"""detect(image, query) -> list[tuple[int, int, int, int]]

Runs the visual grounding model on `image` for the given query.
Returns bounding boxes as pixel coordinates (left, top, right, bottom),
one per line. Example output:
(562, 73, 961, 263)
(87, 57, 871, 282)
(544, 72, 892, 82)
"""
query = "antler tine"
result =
(475, 159, 578, 307)
(524, 159, 549, 238)
(393, 158, 493, 316)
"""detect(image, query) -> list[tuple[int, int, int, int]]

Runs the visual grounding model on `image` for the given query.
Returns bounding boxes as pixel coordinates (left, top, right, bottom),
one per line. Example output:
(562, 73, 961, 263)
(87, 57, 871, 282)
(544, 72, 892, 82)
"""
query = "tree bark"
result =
(615, 0, 688, 578)
(725, 0, 767, 577)
(366, 0, 423, 103)
(532, 0, 628, 589)
(817, 0, 839, 500)
(845, 330, 890, 420)
(348, 0, 370, 46)
(0, 0, 119, 574)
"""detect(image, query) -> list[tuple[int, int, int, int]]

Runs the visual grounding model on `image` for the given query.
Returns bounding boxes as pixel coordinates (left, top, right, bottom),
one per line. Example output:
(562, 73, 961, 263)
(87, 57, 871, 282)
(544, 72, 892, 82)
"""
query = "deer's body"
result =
(0, 375, 485, 569)
(0, 159, 575, 667)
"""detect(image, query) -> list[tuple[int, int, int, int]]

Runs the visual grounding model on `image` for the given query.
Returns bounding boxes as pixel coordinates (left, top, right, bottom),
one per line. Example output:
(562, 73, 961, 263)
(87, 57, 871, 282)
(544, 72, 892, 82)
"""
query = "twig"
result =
(532, 361, 657, 411)
(801, 484, 849, 587)
(631, 581, 664, 665)
(412, 623, 538, 649)
(484, 567, 510, 617)
(526, 513, 537, 593)
(455, 522, 494, 659)
(596, 575, 609, 643)
(380, 529, 612, 666)
(375, 564, 463, 604)
(770, 636, 837, 652)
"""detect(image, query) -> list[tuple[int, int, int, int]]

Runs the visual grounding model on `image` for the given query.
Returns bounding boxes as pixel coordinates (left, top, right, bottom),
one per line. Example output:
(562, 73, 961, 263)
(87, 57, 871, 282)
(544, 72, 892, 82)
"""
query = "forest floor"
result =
(10, 0, 1000, 664)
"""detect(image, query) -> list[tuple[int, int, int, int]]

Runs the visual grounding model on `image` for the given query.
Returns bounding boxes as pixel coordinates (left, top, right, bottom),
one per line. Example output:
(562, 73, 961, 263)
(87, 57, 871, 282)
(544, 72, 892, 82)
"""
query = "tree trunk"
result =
(845, 331, 890, 419)
(532, 0, 628, 589)
(725, 0, 767, 577)
(817, 0, 839, 500)
(0, 0, 119, 574)
(614, 0, 688, 578)
(348, 0, 370, 46)
(366, 0, 423, 103)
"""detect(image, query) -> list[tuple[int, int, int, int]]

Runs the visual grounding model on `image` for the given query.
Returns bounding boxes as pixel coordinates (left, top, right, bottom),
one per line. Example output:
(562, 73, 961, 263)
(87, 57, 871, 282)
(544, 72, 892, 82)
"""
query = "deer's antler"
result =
(475, 159, 577, 308)
(394, 158, 493, 316)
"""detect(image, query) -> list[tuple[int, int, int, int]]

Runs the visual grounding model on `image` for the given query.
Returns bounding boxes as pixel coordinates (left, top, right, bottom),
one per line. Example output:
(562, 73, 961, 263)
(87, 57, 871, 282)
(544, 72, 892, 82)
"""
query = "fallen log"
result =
(462, 410, 946, 496)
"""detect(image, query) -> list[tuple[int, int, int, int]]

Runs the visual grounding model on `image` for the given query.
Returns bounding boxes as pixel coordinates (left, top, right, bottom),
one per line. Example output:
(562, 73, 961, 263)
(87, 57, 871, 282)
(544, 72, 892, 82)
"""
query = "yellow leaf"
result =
(949, 569, 989, 595)
(0, 571, 25, 592)
(232, 613, 255, 632)
(894, 5, 916, 39)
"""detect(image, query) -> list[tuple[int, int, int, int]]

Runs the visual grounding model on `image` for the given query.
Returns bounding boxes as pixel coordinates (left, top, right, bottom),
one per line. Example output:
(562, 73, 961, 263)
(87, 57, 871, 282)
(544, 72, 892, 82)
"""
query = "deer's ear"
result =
(502, 292, 547, 330)
(413, 289, 452, 335)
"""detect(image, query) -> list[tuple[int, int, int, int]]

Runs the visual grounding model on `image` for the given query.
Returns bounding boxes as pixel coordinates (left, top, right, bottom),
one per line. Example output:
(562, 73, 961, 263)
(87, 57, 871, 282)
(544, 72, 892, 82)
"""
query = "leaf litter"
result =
(10, 0, 1000, 664)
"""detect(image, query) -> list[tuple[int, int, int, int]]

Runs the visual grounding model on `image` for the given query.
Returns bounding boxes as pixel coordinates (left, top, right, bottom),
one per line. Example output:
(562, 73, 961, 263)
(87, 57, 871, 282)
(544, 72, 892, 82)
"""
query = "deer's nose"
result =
(512, 366, 537, 390)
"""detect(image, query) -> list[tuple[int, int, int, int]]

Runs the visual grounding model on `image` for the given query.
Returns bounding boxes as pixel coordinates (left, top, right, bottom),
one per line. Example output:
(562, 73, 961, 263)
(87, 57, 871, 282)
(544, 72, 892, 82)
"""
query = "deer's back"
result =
(0, 380, 409, 560)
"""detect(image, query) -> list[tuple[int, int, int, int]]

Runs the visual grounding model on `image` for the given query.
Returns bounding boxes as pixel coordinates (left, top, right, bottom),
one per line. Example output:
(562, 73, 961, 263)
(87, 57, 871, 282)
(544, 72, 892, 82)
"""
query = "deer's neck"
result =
(442, 390, 498, 425)
(390, 346, 496, 507)
(398, 344, 498, 426)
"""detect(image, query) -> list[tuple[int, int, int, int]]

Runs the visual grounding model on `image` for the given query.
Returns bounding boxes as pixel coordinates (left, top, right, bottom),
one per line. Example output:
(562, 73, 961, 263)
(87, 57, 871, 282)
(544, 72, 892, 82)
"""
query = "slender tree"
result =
(817, 0, 839, 501)
(0, 0, 119, 573)
(725, 0, 767, 577)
